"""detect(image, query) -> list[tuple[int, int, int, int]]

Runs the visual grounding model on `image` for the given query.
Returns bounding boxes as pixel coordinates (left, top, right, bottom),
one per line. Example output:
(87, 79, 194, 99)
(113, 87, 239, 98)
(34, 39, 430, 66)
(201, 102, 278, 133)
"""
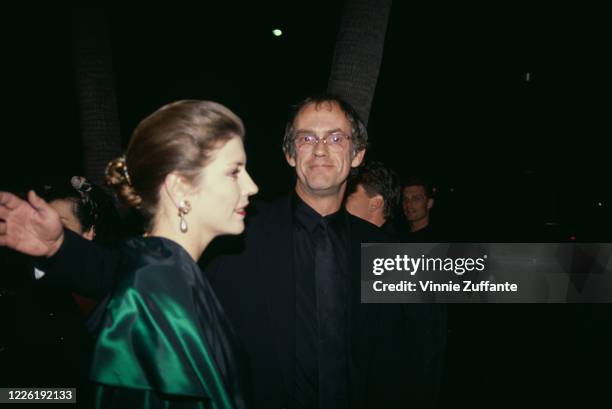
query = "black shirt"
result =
(292, 194, 350, 409)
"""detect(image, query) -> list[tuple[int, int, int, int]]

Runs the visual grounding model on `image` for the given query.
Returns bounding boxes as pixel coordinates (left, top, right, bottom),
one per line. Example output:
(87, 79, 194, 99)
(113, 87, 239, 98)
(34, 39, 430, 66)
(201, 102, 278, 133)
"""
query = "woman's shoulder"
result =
(114, 236, 198, 294)
(120, 236, 192, 262)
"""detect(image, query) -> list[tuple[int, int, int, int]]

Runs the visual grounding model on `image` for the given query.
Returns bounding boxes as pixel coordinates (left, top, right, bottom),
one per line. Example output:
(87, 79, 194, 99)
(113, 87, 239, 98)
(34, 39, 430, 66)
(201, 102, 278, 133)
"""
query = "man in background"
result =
(345, 160, 402, 239)
(402, 176, 437, 241)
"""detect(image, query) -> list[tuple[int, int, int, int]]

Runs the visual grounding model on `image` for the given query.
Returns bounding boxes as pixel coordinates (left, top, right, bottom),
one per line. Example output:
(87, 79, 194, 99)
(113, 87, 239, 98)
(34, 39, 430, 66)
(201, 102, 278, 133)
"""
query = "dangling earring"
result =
(178, 200, 191, 233)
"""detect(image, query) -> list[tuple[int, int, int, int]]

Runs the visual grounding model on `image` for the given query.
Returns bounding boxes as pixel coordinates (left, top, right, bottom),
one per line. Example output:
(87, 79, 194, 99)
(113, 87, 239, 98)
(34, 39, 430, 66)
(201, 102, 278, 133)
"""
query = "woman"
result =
(91, 100, 257, 409)
(37, 176, 121, 247)
(39, 177, 98, 241)
(36, 176, 120, 314)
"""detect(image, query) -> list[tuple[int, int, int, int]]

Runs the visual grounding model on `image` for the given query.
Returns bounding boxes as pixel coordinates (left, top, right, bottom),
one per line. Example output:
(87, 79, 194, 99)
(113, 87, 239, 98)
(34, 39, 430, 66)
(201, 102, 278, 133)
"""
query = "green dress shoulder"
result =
(90, 237, 248, 409)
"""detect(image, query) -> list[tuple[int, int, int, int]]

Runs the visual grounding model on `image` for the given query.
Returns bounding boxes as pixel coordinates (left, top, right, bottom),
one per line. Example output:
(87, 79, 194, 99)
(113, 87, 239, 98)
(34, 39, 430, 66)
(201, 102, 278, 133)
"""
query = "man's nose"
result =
(313, 139, 330, 156)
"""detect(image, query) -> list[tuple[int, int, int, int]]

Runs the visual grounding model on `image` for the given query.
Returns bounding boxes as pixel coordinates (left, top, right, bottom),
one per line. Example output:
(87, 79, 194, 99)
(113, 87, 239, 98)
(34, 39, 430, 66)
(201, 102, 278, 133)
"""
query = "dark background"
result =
(1, 1, 611, 407)
(2, 0, 610, 242)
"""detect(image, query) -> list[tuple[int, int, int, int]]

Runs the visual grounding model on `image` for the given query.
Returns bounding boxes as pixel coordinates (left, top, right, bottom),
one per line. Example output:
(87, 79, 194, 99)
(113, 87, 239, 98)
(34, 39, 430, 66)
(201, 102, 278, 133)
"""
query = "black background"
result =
(1, 1, 611, 407)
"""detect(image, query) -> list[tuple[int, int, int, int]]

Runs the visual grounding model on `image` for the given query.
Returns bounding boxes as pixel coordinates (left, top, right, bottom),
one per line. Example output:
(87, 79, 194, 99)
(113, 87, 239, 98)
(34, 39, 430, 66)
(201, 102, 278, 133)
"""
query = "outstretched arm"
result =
(0, 190, 64, 257)
(1, 190, 118, 299)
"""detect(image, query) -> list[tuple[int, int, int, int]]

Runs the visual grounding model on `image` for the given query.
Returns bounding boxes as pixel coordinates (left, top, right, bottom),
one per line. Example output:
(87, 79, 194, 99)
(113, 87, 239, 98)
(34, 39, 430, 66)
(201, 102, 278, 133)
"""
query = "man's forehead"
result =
(404, 185, 426, 196)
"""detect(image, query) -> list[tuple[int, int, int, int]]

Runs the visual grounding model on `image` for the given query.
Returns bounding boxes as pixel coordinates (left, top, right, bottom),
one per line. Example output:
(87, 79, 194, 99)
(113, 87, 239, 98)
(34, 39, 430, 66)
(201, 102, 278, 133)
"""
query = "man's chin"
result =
(303, 176, 334, 189)
(296, 175, 348, 196)
(305, 183, 341, 196)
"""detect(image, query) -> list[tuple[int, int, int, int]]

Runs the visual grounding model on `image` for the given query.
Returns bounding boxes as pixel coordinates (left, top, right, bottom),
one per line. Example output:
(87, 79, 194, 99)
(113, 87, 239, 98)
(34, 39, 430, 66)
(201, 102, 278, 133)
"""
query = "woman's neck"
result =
(149, 217, 213, 261)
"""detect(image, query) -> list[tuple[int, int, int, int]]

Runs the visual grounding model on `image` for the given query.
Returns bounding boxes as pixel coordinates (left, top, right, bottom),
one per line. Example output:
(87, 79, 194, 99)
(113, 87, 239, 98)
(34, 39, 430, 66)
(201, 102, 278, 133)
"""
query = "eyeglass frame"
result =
(292, 130, 352, 150)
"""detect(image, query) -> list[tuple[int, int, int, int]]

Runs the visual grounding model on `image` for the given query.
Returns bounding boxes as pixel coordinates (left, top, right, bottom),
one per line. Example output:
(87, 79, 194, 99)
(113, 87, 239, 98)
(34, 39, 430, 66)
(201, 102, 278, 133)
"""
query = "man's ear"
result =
(370, 194, 384, 211)
(82, 226, 95, 241)
(427, 198, 434, 210)
(351, 149, 366, 168)
(285, 152, 296, 168)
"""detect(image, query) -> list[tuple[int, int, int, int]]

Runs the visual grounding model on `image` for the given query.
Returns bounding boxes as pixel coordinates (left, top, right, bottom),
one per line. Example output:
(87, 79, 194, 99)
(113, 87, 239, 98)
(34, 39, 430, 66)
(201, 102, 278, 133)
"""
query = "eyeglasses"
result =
(294, 131, 351, 150)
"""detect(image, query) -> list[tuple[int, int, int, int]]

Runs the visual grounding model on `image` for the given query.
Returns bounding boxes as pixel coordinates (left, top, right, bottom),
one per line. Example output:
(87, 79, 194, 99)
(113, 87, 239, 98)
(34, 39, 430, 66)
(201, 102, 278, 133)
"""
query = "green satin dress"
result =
(90, 237, 247, 409)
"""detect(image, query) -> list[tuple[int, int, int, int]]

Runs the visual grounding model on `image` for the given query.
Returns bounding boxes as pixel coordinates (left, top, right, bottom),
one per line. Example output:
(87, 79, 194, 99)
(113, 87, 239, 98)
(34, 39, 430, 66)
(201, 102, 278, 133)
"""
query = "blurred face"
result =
(286, 101, 365, 198)
(49, 199, 95, 240)
(402, 185, 433, 223)
(188, 136, 258, 237)
(345, 184, 373, 220)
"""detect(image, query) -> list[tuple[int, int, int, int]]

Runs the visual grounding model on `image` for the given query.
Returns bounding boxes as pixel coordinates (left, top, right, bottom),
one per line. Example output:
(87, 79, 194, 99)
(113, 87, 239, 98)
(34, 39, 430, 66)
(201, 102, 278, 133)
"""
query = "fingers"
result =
(28, 190, 49, 212)
(29, 191, 60, 223)
(0, 220, 6, 247)
(0, 191, 21, 210)
(0, 205, 9, 221)
(0, 196, 10, 248)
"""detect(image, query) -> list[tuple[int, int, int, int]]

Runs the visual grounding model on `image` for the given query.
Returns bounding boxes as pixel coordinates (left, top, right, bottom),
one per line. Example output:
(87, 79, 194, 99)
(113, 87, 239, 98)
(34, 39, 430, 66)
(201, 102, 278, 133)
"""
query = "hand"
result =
(0, 190, 65, 257)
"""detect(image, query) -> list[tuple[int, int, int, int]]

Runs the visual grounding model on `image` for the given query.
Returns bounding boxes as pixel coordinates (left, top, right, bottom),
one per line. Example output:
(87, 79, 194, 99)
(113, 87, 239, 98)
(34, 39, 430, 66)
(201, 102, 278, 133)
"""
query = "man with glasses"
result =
(206, 95, 441, 409)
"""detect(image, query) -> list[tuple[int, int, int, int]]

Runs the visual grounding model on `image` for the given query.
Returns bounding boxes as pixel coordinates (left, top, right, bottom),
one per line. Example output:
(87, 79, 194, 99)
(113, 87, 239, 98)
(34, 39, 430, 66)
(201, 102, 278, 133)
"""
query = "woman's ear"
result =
(164, 172, 193, 205)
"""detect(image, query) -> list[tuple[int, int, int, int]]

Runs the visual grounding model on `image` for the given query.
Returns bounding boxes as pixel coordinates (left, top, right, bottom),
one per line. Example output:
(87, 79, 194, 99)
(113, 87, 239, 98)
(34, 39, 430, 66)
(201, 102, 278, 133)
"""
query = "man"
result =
(345, 163, 447, 406)
(0, 95, 442, 409)
(402, 176, 437, 241)
(204, 96, 426, 409)
(344, 160, 401, 237)
(208, 96, 447, 409)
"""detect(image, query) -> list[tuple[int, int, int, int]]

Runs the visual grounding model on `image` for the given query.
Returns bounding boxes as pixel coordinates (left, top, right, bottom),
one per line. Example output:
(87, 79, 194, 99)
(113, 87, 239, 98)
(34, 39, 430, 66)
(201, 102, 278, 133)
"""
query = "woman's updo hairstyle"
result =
(106, 100, 244, 227)
(35, 176, 122, 246)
